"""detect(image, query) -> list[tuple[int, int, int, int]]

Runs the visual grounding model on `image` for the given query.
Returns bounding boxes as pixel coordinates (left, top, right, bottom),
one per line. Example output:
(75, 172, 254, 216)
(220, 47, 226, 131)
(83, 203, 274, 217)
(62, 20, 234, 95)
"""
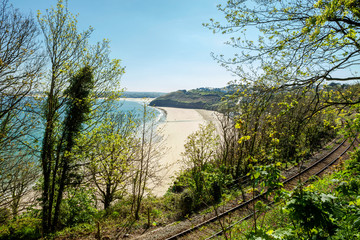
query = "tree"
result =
(37, 0, 124, 233)
(182, 123, 220, 205)
(0, 152, 39, 217)
(206, 0, 360, 100)
(51, 65, 94, 231)
(0, 0, 43, 218)
(131, 104, 162, 220)
(81, 113, 137, 210)
(204, 0, 358, 186)
(213, 82, 340, 188)
(0, 0, 43, 128)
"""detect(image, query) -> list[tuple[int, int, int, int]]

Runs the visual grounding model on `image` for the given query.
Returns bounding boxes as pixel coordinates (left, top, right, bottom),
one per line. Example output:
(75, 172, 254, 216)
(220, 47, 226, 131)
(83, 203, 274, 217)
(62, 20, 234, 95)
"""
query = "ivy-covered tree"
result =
(37, 0, 124, 233)
(50, 65, 94, 231)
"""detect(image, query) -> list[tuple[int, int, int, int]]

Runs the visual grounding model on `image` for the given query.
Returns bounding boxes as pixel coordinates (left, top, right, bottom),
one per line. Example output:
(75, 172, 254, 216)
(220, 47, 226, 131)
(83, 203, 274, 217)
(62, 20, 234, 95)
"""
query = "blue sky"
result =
(11, 0, 236, 92)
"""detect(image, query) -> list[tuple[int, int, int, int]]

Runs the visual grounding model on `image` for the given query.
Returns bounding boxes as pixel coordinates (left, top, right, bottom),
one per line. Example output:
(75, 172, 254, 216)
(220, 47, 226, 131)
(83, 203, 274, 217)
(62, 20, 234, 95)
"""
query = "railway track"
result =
(204, 138, 357, 240)
(134, 138, 356, 240)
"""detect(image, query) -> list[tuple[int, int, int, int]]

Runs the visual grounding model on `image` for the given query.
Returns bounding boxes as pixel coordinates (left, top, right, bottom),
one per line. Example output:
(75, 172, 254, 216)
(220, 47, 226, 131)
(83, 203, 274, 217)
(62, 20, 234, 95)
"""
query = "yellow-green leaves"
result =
(206, 0, 360, 93)
(238, 135, 251, 144)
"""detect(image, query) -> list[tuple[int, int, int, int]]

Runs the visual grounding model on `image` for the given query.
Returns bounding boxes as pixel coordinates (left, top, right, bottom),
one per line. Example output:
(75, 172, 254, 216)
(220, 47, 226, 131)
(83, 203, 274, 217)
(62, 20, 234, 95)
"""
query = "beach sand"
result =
(152, 107, 218, 196)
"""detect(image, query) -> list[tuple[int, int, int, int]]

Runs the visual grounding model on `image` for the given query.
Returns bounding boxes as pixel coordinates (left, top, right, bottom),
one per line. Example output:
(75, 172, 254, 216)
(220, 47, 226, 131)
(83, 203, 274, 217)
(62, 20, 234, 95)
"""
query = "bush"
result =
(286, 190, 338, 237)
(0, 217, 41, 240)
(0, 208, 11, 225)
(108, 198, 132, 219)
(60, 188, 98, 227)
(170, 163, 233, 214)
(179, 190, 193, 216)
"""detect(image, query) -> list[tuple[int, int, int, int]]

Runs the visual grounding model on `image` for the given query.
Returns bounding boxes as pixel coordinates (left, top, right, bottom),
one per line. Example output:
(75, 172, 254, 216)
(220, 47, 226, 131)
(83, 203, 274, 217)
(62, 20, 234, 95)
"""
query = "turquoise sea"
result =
(12, 98, 166, 153)
(116, 99, 166, 123)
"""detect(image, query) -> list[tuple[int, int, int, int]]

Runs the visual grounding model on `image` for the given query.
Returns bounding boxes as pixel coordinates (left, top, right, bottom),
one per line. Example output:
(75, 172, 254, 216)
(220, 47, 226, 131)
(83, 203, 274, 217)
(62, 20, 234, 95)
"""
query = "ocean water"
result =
(0, 98, 166, 167)
(11, 98, 166, 152)
(116, 99, 165, 122)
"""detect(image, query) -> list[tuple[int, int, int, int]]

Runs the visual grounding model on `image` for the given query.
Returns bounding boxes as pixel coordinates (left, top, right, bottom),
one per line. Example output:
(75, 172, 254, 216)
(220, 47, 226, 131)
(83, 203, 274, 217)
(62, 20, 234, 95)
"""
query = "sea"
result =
(5, 98, 166, 157)
(116, 98, 166, 123)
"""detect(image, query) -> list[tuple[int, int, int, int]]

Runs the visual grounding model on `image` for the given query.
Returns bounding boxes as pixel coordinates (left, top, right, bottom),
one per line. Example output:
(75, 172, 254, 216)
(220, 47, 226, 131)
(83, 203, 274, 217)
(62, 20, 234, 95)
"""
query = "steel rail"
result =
(165, 138, 352, 240)
(205, 138, 355, 239)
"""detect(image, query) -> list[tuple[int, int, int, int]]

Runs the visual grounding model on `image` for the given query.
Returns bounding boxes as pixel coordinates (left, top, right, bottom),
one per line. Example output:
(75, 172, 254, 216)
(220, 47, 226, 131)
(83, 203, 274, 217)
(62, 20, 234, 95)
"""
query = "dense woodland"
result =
(0, 0, 360, 239)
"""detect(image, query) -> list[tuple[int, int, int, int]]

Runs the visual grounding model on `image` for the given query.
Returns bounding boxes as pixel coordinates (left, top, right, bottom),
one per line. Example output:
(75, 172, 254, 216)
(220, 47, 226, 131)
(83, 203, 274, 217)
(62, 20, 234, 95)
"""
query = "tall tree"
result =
(51, 65, 94, 231)
(37, 0, 124, 233)
(131, 104, 162, 220)
(79, 113, 138, 210)
(0, 0, 43, 216)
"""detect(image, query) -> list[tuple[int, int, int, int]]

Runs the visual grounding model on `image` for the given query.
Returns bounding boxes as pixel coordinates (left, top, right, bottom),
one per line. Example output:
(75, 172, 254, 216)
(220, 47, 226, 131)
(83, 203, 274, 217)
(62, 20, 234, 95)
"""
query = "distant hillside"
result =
(149, 87, 233, 110)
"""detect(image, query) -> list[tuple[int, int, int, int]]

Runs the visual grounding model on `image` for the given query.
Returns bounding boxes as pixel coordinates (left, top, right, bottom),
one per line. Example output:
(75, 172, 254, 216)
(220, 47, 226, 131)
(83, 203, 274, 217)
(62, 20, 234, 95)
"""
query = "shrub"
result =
(179, 189, 193, 216)
(0, 217, 41, 240)
(286, 190, 338, 237)
(0, 208, 10, 224)
(60, 188, 98, 227)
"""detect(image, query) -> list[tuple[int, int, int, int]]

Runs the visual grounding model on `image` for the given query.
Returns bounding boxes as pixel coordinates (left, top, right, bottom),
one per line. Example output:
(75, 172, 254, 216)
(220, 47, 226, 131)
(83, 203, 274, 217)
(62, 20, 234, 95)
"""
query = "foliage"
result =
(204, 0, 359, 199)
(286, 190, 339, 238)
(77, 112, 138, 210)
(37, 0, 124, 234)
(0, 0, 43, 218)
(229, 144, 360, 240)
(205, 0, 360, 92)
(59, 188, 98, 227)
(181, 123, 223, 208)
(215, 83, 340, 184)
(172, 164, 233, 214)
(0, 216, 41, 240)
(0, 208, 10, 225)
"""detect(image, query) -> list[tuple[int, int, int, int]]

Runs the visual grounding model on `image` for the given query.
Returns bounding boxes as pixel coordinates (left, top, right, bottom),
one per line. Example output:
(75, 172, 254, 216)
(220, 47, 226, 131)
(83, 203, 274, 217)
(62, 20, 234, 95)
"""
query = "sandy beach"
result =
(152, 107, 218, 196)
(121, 97, 155, 103)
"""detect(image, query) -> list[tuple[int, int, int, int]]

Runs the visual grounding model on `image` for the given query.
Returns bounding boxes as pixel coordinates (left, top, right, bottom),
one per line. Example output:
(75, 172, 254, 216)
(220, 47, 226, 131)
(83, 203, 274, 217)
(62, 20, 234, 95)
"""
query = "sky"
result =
(11, 0, 237, 93)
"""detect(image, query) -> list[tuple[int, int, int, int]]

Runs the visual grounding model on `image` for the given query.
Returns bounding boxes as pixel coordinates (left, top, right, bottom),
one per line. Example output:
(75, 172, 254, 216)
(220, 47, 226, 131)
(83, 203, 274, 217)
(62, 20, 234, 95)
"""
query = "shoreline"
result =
(118, 99, 218, 196)
(120, 97, 155, 103)
(152, 107, 218, 196)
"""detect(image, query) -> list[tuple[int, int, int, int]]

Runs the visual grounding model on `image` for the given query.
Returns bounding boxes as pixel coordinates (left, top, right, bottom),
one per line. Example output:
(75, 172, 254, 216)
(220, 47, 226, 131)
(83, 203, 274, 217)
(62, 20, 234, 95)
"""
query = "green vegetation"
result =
(167, 82, 348, 214)
(37, 1, 124, 233)
(1, 0, 360, 239)
(219, 146, 360, 240)
(150, 87, 235, 110)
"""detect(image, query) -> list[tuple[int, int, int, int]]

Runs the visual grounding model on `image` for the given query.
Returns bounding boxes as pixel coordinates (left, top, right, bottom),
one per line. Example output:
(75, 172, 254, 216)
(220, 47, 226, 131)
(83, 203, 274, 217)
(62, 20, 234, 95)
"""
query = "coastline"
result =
(120, 97, 155, 103)
(152, 107, 218, 196)
(118, 99, 218, 196)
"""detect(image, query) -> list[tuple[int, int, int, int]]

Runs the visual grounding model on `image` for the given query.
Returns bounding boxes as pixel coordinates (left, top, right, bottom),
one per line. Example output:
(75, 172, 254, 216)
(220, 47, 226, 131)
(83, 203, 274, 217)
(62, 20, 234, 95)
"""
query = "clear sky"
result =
(11, 0, 236, 93)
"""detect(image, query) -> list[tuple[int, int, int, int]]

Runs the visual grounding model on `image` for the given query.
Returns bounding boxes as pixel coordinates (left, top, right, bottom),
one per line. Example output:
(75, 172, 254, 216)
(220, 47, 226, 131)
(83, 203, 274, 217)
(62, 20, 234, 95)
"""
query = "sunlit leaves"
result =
(206, 0, 360, 88)
(74, 113, 137, 209)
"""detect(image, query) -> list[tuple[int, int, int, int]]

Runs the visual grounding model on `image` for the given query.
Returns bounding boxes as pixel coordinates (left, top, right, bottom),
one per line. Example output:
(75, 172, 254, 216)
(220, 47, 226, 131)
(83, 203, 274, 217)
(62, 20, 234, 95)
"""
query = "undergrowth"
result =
(217, 147, 360, 240)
